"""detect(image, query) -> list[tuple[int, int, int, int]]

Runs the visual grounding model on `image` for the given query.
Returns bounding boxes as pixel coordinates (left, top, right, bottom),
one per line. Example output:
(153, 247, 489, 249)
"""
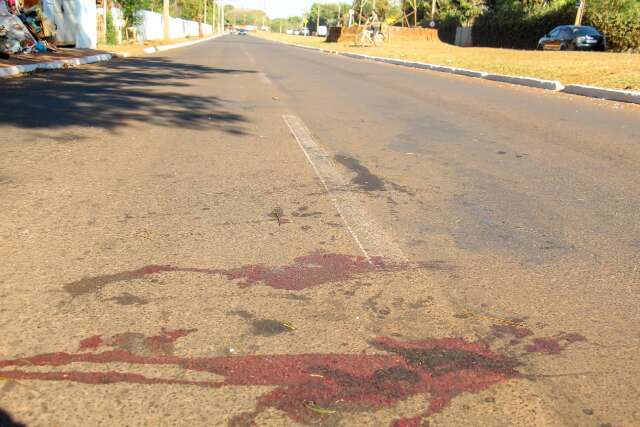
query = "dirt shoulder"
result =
(255, 31, 640, 91)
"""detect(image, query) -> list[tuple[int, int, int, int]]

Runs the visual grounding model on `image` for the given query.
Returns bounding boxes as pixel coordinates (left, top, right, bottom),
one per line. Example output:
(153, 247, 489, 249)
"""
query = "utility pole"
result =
(163, 0, 169, 40)
(431, 0, 437, 20)
(212, 0, 217, 32)
(316, 4, 320, 33)
(204, 0, 207, 24)
(414, 0, 417, 27)
(338, 3, 342, 26)
(221, 3, 225, 32)
(575, 0, 586, 26)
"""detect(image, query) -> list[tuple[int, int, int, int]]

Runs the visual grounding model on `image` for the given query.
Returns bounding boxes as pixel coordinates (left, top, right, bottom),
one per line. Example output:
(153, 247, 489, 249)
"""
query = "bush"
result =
(437, 15, 460, 44)
(472, 0, 575, 49)
(586, 0, 640, 51)
(440, 0, 640, 51)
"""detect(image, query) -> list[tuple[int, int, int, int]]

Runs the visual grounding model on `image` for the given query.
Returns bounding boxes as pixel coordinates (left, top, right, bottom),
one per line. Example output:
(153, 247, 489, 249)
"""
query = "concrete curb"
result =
(143, 32, 227, 54)
(263, 36, 640, 105)
(483, 73, 563, 91)
(561, 84, 640, 104)
(0, 53, 112, 78)
(0, 33, 227, 78)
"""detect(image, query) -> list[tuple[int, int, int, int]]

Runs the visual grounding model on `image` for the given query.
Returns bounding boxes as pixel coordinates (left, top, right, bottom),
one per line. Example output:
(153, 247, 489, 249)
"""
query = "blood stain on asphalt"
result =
(524, 332, 586, 354)
(63, 252, 410, 296)
(0, 327, 584, 426)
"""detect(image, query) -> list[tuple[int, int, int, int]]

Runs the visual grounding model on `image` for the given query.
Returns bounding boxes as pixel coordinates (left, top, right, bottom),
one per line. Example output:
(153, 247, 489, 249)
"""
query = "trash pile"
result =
(0, 0, 56, 58)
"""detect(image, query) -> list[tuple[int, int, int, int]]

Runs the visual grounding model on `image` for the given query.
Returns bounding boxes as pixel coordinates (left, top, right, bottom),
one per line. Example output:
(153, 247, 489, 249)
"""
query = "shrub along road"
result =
(0, 35, 639, 426)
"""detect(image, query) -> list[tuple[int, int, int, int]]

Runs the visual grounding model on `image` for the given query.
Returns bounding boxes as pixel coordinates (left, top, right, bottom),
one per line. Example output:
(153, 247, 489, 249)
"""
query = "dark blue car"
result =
(538, 26, 606, 51)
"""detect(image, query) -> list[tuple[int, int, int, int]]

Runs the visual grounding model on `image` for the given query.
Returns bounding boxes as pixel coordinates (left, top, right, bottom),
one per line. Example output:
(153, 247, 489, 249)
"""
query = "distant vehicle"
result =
(286, 29, 293, 35)
(538, 26, 606, 51)
(300, 28, 310, 36)
(317, 26, 328, 37)
(293, 29, 300, 35)
(237, 29, 249, 36)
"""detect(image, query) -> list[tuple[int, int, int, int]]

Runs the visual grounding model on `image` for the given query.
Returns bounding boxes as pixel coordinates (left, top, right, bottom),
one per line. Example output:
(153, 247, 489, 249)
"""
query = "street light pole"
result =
(575, 0, 586, 26)
(163, 0, 169, 40)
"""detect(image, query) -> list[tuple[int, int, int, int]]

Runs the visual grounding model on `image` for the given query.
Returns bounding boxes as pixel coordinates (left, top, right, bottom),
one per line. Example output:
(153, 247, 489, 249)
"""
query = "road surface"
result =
(1, 35, 639, 426)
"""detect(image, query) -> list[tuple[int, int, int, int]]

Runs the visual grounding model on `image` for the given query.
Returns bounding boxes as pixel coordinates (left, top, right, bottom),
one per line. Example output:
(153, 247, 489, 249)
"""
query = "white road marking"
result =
(258, 72, 272, 85)
(242, 48, 271, 85)
(283, 114, 406, 263)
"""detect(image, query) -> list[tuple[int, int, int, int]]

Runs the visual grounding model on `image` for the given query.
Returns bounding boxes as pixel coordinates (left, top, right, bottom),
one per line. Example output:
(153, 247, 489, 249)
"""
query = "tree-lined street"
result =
(1, 34, 639, 426)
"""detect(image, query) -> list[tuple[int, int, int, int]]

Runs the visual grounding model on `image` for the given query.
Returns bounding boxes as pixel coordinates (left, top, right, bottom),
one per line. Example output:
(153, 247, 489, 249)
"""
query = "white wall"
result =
(41, 0, 96, 48)
(136, 10, 213, 42)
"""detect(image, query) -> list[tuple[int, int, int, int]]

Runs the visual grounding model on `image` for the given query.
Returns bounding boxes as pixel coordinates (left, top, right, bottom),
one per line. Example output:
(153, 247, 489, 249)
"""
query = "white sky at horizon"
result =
(219, 0, 347, 19)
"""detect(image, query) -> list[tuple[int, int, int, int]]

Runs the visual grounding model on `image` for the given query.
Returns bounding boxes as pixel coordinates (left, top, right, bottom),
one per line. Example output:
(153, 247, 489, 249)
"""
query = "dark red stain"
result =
(64, 253, 410, 296)
(0, 326, 584, 426)
(490, 324, 534, 339)
(524, 332, 586, 355)
(391, 416, 423, 427)
(78, 335, 103, 350)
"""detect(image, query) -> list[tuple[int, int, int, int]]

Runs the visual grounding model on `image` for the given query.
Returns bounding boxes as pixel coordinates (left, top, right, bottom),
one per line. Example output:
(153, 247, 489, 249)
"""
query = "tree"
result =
(119, 0, 152, 28)
(308, 3, 351, 28)
(351, 0, 392, 20)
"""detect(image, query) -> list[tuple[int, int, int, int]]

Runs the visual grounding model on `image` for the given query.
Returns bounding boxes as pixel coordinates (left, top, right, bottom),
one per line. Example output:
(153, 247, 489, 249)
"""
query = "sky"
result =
(220, 0, 341, 19)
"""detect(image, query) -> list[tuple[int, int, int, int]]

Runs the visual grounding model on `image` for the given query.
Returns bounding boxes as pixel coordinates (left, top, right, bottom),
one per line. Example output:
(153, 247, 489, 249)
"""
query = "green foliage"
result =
(308, 3, 351, 28)
(146, 0, 218, 22)
(119, 0, 151, 27)
(436, 0, 640, 51)
(437, 0, 484, 24)
(351, 0, 393, 21)
(586, 0, 640, 51)
(225, 7, 267, 26)
(106, 8, 118, 44)
(472, 0, 575, 49)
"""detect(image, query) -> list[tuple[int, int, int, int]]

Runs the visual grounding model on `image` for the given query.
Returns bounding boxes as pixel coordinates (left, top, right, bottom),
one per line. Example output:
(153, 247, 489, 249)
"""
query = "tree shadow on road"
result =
(0, 57, 254, 133)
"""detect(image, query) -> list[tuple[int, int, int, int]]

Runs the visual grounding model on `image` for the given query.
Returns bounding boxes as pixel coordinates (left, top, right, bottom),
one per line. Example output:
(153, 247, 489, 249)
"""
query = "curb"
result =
(0, 33, 227, 78)
(561, 84, 640, 104)
(264, 36, 639, 105)
(0, 53, 112, 78)
(143, 32, 227, 54)
(483, 73, 563, 91)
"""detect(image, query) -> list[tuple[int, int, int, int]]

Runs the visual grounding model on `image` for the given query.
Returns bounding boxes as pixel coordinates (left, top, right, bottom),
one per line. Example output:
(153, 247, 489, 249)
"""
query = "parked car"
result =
(293, 30, 300, 35)
(286, 29, 294, 35)
(300, 28, 310, 36)
(538, 26, 606, 51)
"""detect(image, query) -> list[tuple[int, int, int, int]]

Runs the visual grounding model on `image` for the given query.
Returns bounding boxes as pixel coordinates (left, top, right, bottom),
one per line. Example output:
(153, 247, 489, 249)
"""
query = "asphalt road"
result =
(1, 35, 639, 426)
